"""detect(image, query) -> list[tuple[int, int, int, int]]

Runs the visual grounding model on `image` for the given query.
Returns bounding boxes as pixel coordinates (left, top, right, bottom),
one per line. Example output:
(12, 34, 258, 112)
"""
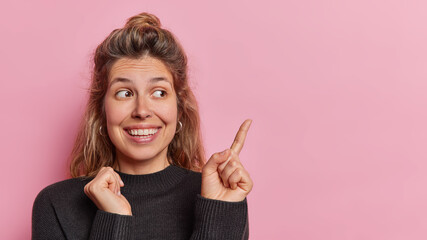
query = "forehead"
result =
(109, 56, 173, 83)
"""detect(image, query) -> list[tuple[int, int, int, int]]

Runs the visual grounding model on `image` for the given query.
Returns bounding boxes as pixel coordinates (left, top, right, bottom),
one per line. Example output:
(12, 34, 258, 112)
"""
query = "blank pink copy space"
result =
(1, 0, 427, 239)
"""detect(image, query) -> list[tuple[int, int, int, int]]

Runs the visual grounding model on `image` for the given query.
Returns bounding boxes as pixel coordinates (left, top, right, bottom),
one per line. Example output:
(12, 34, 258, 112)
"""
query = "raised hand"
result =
(201, 119, 254, 202)
(84, 167, 132, 215)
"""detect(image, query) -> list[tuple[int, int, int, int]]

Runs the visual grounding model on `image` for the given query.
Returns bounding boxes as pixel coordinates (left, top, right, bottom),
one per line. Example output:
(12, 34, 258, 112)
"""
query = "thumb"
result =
(203, 149, 231, 175)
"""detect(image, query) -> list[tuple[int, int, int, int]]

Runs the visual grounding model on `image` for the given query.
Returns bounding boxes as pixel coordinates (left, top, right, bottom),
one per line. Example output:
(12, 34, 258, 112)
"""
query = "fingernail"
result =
(117, 191, 121, 196)
(120, 180, 124, 185)
(220, 149, 227, 155)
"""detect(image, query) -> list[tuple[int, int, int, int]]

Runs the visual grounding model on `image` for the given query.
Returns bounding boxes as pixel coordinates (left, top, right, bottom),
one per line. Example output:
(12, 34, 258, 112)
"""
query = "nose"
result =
(131, 96, 152, 119)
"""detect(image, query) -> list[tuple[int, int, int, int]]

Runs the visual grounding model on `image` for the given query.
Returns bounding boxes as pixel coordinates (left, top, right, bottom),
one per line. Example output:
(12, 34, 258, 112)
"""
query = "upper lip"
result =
(123, 124, 161, 130)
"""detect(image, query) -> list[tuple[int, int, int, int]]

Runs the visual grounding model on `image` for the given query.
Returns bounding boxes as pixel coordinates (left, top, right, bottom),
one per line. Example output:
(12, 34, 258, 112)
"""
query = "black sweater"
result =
(32, 165, 249, 239)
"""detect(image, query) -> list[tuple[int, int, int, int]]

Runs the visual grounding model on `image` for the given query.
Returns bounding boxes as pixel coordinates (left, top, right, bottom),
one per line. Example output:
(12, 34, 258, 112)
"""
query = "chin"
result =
(119, 147, 167, 162)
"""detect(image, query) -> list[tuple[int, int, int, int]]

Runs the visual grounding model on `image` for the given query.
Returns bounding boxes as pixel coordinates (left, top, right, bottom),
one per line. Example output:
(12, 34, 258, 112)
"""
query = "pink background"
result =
(1, 0, 427, 239)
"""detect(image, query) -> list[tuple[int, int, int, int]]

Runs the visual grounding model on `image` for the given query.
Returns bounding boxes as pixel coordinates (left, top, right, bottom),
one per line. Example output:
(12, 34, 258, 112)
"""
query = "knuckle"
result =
(100, 166, 113, 173)
(229, 160, 238, 167)
(208, 154, 216, 162)
(230, 149, 240, 158)
(88, 185, 95, 192)
(212, 152, 221, 159)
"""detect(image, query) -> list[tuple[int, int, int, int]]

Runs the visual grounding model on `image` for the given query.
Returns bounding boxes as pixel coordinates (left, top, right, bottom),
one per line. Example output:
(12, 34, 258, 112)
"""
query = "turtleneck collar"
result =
(115, 165, 189, 194)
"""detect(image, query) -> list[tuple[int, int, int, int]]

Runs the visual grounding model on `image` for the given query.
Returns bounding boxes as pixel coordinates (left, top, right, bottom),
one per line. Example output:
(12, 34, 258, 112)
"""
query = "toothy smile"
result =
(127, 128, 159, 137)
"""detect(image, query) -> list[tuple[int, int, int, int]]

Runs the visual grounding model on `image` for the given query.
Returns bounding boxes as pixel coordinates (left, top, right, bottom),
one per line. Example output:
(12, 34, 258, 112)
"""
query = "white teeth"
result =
(128, 128, 158, 136)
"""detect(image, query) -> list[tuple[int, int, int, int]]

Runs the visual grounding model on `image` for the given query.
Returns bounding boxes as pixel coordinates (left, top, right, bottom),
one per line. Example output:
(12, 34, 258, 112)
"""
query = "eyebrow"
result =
(109, 77, 171, 87)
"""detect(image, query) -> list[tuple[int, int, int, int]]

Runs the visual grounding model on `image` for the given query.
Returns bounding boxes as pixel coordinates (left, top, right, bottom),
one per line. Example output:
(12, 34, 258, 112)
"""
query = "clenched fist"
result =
(84, 167, 132, 215)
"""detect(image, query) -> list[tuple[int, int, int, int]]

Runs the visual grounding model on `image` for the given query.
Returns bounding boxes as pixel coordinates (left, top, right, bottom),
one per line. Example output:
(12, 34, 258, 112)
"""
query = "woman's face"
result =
(104, 56, 178, 165)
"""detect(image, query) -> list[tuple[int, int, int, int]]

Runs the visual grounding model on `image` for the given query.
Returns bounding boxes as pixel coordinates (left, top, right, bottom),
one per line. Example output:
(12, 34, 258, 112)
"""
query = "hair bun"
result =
(125, 12, 161, 28)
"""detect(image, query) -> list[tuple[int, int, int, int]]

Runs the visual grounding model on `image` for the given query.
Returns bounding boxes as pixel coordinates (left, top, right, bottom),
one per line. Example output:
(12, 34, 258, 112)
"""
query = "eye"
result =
(152, 90, 167, 98)
(116, 90, 133, 98)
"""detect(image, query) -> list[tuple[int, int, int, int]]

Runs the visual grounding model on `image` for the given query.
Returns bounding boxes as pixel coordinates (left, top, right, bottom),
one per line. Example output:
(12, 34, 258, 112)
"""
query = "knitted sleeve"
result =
(191, 195, 249, 240)
(88, 210, 133, 240)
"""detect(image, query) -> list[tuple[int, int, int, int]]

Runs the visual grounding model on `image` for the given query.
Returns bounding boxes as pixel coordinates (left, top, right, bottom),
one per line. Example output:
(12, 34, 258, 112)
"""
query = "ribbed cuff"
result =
(192, 195, 248, 240)
(89, 210, 133, 240)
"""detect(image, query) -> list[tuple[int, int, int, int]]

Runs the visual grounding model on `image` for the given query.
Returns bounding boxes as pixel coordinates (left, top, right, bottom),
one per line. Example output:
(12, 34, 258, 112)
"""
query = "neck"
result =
(114, 149, 170, 175)
(113, 164, 188, 194)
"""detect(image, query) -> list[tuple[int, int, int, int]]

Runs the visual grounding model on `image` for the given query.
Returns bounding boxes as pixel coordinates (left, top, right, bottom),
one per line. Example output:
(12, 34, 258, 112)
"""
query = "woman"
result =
(32, 12, 253, 240)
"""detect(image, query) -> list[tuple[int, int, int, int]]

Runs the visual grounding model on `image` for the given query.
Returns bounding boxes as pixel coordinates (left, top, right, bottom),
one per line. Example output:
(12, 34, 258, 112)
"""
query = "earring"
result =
(99, 126, 105, 136)
(176, 121, 183, 134)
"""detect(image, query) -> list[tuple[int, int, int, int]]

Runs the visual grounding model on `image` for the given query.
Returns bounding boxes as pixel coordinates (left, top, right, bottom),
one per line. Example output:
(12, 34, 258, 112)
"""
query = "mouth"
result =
(126, 128, 159, 138)
(123, 126, 161, 143)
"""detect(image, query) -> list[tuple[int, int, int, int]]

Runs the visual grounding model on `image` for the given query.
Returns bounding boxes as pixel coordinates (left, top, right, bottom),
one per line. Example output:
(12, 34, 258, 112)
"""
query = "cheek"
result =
(104, 99, 128, 126)
(157, 99, 178, 124)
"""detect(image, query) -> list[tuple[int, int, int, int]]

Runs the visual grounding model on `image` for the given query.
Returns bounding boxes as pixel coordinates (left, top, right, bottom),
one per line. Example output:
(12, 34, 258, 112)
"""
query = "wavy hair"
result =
(70, 12, 205, 177)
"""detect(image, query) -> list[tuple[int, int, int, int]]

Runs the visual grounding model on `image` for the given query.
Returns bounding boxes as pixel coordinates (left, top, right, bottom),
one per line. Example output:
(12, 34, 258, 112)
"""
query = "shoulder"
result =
(33, 177, 92, 208)
(33, 178, 97, 239)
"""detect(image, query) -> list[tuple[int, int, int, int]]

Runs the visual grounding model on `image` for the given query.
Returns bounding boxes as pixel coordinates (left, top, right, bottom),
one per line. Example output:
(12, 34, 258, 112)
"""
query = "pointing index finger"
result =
(230, 119, 252, 155)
